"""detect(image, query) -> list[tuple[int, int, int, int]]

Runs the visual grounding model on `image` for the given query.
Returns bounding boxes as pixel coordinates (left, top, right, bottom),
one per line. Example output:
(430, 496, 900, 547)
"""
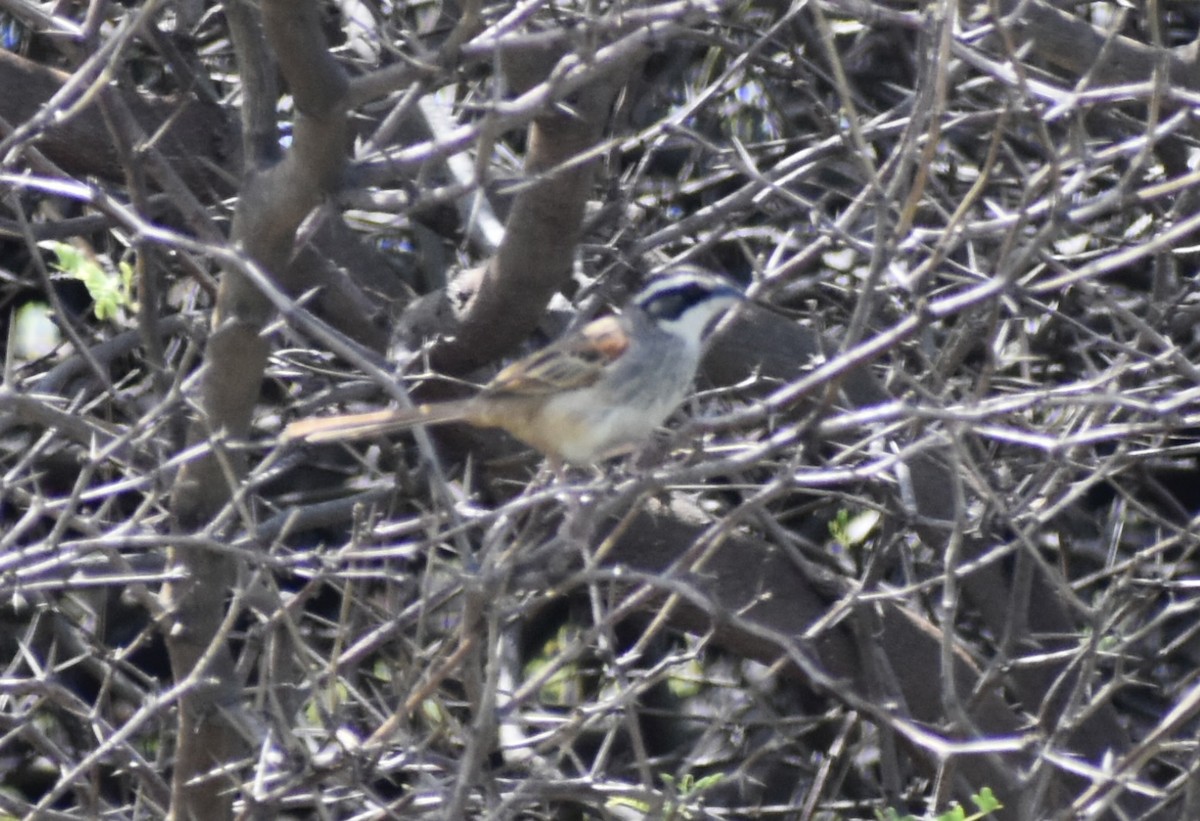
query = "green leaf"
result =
(972, 787, 1003, 814)
(690, 773, 723, 792)
(45, 241, 84, 271)
(935, 805, 966, 821)
(40, 240, 133, 322)
(523, 624, 585, 706)
(666, 657, 703, 699)
(420, 697, 446, 726)
(829, 507, 880, 548)
(12, 301, 60, 360)
(606, 796, 651, 813)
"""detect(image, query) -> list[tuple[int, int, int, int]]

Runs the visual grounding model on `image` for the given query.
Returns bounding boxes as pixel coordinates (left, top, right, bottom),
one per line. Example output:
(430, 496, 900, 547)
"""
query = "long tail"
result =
(281, 401, 475, 444)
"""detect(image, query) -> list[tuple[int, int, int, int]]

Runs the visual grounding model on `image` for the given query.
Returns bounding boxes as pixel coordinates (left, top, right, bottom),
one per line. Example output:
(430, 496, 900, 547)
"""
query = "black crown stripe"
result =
(635, 274, 737, 321)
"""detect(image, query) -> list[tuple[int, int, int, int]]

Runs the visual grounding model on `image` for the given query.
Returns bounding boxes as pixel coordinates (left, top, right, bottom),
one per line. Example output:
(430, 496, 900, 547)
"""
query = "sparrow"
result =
(282, 267, 744, 465)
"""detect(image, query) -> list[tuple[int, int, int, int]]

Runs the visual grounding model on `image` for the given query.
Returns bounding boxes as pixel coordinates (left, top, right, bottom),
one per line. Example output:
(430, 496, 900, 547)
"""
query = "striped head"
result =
(633, 267, 744, 346)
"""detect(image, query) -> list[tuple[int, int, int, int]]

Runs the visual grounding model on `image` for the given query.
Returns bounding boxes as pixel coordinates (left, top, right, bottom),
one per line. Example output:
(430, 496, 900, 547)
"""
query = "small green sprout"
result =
(41, 240, 136, 322)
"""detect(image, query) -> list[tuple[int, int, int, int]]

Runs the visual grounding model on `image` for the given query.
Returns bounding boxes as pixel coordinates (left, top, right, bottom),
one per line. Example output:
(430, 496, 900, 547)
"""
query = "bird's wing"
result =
(484, 315, 629, 397)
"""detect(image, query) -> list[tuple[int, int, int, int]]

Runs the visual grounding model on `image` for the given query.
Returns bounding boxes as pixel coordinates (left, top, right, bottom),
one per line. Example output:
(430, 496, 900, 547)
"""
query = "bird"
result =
(281, 267, 744, 465)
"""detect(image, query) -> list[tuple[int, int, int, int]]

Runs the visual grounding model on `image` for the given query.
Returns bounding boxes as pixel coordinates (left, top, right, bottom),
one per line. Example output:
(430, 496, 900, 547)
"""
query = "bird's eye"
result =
(645, 292, 687, 320)
(643, 283, 708, 321)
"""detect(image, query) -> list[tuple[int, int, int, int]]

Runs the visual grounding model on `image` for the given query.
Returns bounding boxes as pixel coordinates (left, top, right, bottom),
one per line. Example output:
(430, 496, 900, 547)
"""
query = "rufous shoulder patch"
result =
(580, 316, 629, 363)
